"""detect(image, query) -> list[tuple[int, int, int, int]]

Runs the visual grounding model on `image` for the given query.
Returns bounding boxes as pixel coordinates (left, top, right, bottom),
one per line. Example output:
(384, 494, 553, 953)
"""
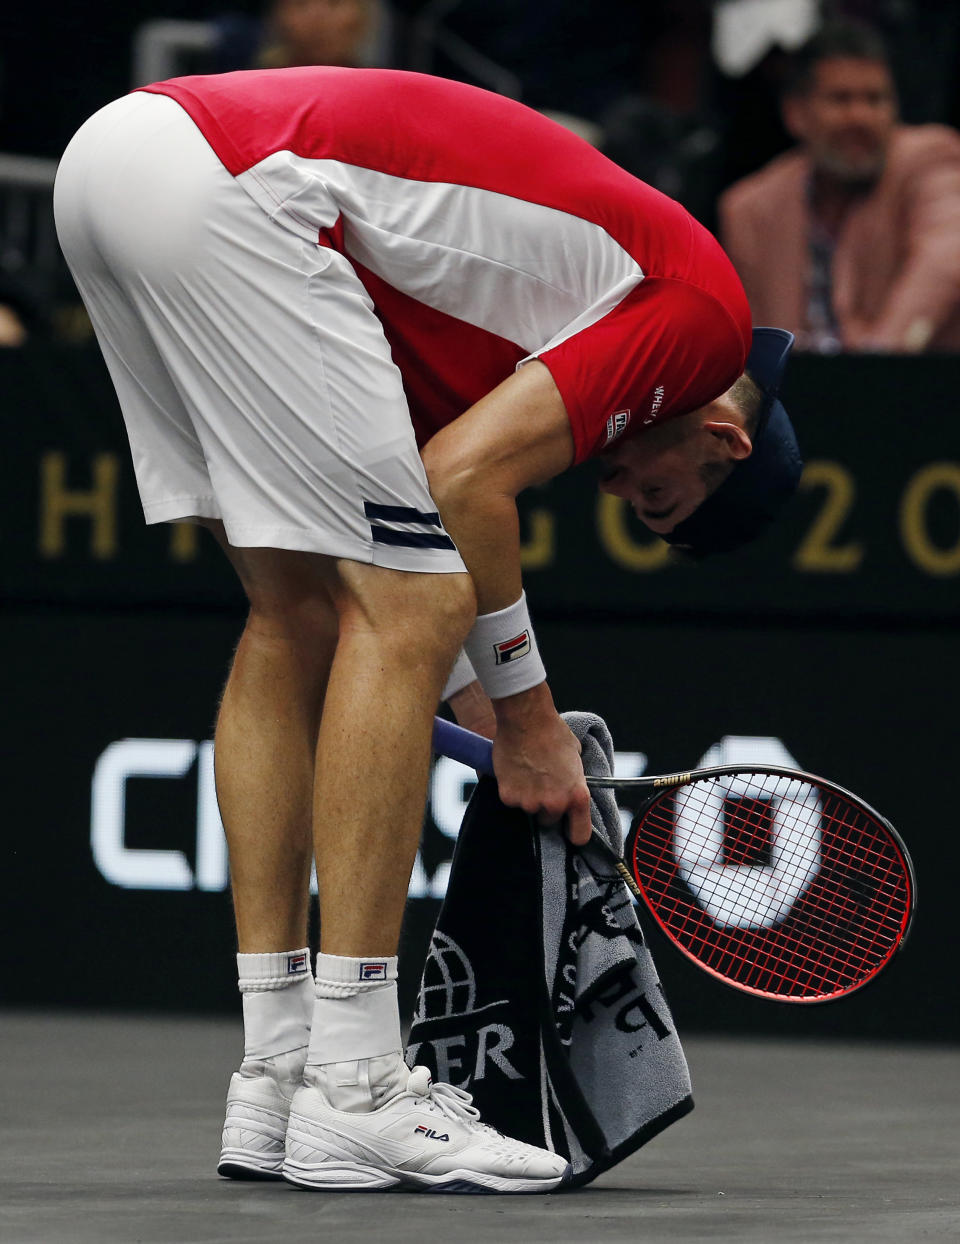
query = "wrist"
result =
(492, 679, 556, 725)
(462, 592, 547, 700)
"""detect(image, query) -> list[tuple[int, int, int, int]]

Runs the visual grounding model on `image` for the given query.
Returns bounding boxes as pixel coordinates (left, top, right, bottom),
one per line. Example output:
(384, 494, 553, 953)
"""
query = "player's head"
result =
(782, 19, 897, 184)
(597, 328, 801, 555)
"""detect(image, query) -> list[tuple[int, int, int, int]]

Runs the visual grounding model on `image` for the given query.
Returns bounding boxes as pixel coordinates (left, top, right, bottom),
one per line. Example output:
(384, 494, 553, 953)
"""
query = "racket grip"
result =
(431, 716, 494, 775)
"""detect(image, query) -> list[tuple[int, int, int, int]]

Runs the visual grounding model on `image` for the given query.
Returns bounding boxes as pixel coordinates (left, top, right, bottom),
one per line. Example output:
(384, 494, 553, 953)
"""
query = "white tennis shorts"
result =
(53, 91, 466, 573)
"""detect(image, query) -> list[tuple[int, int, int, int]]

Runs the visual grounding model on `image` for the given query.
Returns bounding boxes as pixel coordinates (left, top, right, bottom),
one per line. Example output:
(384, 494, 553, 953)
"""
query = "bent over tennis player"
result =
(54, 67, 800, 1193)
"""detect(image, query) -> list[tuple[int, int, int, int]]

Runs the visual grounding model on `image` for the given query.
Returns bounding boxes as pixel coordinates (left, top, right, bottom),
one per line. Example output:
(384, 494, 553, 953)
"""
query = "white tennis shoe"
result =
(282, 1064, 570, 1193)
(218, 1050, 305, 1180)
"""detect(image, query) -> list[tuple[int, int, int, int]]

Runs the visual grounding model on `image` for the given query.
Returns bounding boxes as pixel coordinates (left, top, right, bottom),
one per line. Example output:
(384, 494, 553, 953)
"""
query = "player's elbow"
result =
(421, 433, 481, 515)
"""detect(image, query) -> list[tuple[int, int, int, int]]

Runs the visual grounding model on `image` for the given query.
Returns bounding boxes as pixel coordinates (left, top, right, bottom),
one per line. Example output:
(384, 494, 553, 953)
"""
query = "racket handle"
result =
(431, 716, 494, 775)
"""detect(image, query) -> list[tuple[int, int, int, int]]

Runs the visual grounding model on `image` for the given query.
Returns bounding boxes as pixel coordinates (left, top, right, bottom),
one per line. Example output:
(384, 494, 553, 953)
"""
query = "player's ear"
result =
(704, 420, 752, 461)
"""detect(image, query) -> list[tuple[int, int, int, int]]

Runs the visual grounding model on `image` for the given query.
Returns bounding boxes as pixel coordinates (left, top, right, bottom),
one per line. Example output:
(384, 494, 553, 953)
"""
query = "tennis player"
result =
(54, 67, 800, 1194)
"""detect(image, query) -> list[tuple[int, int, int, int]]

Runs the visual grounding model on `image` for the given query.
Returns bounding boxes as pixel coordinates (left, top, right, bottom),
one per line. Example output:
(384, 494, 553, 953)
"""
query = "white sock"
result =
(306, 952, 405, 1111)
(237, 948, 314, 1064)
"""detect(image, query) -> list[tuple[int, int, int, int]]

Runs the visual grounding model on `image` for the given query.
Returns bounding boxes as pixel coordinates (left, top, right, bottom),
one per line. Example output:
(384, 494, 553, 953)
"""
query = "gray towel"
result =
(538, 711, 693, 1177)
(407, 710, 693, 1186)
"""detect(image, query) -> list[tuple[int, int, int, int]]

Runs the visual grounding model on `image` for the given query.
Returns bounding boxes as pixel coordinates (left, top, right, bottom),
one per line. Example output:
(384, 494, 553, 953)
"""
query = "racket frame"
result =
(618, 762, 916, 1002)
(431, 715, 916, 1003)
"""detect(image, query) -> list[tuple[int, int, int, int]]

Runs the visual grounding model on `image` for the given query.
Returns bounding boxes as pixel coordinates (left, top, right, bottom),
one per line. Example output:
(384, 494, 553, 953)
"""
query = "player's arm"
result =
(420, 360, 592, 845)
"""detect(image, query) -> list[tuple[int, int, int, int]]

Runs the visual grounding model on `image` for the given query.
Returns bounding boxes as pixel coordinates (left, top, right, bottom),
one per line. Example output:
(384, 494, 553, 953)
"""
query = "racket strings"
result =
(631, 771, 911, 1001)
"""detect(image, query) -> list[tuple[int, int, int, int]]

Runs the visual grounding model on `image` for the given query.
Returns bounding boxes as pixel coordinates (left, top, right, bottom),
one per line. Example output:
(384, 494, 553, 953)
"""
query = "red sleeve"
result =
(537, 277, 750, 464)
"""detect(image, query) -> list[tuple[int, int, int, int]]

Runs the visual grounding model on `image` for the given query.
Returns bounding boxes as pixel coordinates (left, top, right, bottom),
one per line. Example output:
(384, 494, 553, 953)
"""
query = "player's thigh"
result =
(202, 522, 471, 663)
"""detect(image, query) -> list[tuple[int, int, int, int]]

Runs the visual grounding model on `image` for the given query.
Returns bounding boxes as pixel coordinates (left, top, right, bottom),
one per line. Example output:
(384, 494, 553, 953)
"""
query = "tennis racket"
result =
(431, 716, 915, 1004)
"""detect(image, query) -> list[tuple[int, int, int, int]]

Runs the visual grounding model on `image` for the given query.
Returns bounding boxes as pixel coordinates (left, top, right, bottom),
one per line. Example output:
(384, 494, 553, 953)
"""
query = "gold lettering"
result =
(793, 461, 863, 573)
(169, 521, 200, 563)
(596, 494, 670, 571)
(519, 509, 555, 570)
(899, 463, 960, 576)
(39, 451, 119, 559)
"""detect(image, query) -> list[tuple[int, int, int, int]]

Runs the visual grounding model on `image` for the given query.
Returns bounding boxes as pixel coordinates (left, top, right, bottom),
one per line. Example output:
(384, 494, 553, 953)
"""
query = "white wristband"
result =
(442, 649, 478, 701)
(462, 592, 547, 700)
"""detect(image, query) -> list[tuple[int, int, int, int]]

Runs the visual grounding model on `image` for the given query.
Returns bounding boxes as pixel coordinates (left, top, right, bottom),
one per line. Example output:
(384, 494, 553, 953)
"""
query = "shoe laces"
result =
(409, 1069, 514, 1143)
(407, 1066, 486, 1125)
(423, 1080, 482, 1126)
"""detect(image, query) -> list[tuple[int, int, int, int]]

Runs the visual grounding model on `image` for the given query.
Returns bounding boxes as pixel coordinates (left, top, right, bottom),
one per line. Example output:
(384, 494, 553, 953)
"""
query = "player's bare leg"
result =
(300, 559, 474, 1110)
(208, 535, 567, 1190)
(312, 559, 474, 956)
(204, 525, 336, 952)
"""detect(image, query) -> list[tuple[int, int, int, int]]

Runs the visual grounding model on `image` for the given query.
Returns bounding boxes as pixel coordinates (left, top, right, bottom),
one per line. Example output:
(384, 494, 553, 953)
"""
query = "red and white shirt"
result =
(143, 67, 751, 463)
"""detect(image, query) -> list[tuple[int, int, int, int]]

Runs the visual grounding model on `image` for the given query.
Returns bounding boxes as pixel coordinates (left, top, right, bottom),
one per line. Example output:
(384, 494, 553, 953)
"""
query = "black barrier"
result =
(3, 343, 958, 1042)
(3, 608, 956, 1041)
(3, 344, 959, 617)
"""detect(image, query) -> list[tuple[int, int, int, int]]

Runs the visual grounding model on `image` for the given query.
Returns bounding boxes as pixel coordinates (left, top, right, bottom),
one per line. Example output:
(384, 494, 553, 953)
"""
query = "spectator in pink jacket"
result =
(719, 19, 960, 353)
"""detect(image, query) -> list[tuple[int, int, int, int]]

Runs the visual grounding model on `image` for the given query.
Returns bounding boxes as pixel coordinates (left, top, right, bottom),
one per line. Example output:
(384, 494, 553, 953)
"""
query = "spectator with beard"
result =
(719, 18, 960, 352)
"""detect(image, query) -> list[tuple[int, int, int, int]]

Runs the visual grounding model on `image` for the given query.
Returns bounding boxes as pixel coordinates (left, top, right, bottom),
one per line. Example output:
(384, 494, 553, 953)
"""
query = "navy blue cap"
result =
(663, 327, 802, 557)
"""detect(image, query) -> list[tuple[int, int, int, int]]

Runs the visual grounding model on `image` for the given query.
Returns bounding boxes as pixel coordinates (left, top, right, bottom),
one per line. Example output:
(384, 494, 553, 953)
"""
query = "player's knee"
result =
(244, 584, 339, 652)
(374, 570, 474, 668)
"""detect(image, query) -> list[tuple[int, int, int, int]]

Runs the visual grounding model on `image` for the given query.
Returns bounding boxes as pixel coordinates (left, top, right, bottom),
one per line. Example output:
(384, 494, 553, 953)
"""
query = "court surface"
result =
(2, 1010, 957, 1244)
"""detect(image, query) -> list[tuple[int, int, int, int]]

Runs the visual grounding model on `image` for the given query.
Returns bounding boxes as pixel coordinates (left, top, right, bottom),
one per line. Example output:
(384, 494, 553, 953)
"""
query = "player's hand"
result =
(490, 687, 592, 846)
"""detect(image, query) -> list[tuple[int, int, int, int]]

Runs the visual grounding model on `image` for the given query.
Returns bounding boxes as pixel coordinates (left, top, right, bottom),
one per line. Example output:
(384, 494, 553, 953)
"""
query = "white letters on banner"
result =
(674, 736, 822, 928)
(90, 737, 805, 907)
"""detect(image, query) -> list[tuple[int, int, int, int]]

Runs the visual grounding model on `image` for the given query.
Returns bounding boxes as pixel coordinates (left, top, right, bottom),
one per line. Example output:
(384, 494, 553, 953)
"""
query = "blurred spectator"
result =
(719, 18, 960, 352)
(260, 0, 384, 69)
(210, 1, 390, 74)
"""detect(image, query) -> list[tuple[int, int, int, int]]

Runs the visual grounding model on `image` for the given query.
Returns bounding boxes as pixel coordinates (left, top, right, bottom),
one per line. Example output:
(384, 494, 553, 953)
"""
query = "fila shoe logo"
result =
(415, 1125, 450, 1142)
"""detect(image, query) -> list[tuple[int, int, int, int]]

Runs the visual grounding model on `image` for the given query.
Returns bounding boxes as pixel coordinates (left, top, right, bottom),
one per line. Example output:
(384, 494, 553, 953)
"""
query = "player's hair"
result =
(726, 365, 766, 440)
(698, 370, 765, 496)
(784, 19, 892, 99)
(727, 369, 764, 438)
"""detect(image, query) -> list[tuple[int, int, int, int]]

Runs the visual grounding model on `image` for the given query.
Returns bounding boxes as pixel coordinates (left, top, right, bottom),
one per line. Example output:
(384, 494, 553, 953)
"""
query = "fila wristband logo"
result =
(360, 961, 388, 981)
(286, 952, 308, 975)
(493, 631, 531, 665)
